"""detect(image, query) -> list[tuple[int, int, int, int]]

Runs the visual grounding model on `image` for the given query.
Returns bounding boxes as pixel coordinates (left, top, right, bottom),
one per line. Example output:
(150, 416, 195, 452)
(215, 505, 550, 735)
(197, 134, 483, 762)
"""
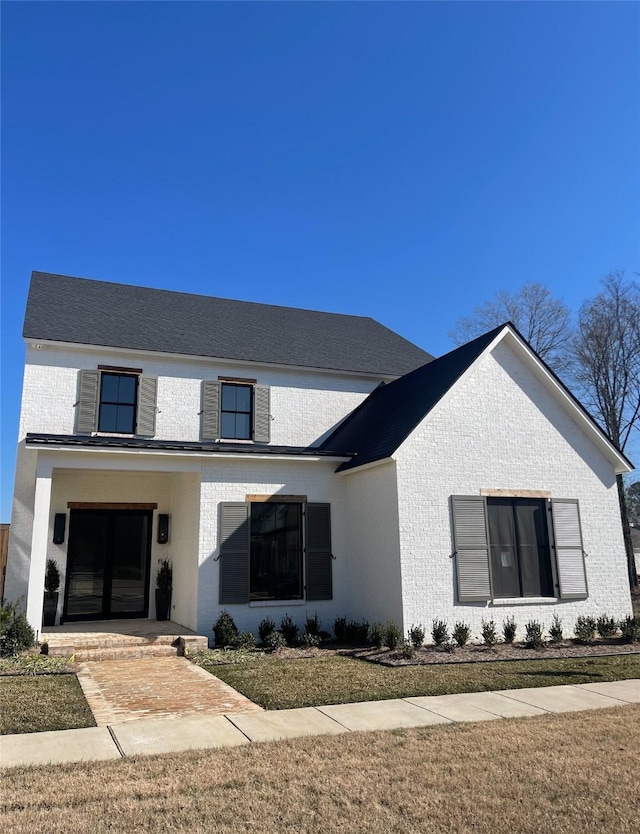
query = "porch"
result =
(42, 619, 208, 661)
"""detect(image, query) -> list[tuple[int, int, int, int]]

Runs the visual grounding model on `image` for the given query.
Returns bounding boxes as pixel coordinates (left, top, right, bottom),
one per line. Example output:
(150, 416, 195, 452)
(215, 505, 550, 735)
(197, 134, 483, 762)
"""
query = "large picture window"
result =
(250, 502, 303, 601)
(486, 498, 553, 598)
(98, 372, 138, 433)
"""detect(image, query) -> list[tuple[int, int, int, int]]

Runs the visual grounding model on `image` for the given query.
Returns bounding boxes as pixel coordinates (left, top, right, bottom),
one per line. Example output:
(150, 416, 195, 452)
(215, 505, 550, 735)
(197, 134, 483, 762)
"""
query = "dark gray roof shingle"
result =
(23, 272, 433, 375)
(320, 325, 506, 471)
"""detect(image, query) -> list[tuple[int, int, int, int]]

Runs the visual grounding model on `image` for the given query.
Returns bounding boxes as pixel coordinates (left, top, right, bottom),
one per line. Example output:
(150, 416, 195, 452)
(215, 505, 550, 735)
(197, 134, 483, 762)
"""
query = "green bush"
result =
(452, 621, 471, 647)
(481, 619, 497, 647)
(231, 631, 256, 649)
(385, 622, 402, 650)
(502, 616, 517, 644)
(370, 622, 385, 649)
(400, 640, 415, 659)
(44, 559, 60, 595)
(333, 617, 347, 642)
(344, 620, 370, 645)
(263, 630, 287, 651)
(258, 617, 275, 643)
(213, 610, 238, 648)
(574, 615, 597, 643)
(620, 615, 640, 643)
(0, 602, 35, 657)
(431, 619, 449, 647)
(299, 632, 321, 648)
(305, 612, 321, 636)
(596, 615, 618, 639)
(408, 624, 425, 648)
(280, 615, 299, 646)
(549, 614, 564, 644)
(524, 620, 544, 648)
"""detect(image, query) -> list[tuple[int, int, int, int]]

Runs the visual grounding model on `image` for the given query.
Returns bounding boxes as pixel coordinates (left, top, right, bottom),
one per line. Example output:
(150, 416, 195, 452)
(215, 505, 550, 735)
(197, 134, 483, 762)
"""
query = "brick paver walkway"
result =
(76, 657, 262, 725)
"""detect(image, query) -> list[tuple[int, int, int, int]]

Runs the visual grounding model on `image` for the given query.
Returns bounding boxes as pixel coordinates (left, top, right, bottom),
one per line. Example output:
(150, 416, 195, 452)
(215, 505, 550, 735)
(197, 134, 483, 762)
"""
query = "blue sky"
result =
(1, 2, 639, 521)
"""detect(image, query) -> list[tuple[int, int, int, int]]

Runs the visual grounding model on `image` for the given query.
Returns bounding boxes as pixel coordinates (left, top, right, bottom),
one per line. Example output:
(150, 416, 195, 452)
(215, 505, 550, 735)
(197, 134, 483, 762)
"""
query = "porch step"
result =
(62, 644, 181, 662)
(43, 630, 209, 661)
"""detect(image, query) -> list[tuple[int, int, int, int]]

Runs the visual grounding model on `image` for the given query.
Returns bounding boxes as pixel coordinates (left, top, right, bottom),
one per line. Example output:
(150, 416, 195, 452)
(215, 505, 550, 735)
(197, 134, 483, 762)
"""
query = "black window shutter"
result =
(136, 376, 157, 436)
(76, 369, 100, 433)
(451, 495, 492, 602)
(219, 502, 250, 604)
(202, 381, 221, 440)
(551, 499, 588, 600)
(305, 503, 332, 601)
(253, 385, 271, 443)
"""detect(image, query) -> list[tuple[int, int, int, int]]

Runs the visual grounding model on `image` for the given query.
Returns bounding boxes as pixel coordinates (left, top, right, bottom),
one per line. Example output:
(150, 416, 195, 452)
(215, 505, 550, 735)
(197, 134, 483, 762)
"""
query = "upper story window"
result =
(98, 372, 138, 433)
(221, 383, 252, 440)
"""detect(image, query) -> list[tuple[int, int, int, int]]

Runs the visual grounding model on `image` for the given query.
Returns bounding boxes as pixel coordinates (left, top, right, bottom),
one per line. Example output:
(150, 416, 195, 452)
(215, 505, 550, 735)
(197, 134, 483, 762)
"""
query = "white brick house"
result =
(5, 272, 634, 640)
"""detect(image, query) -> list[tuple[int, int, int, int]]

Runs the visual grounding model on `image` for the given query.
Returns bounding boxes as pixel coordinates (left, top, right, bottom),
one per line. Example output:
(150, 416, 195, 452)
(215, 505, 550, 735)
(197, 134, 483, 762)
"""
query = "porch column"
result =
(26, 464, 53, 635)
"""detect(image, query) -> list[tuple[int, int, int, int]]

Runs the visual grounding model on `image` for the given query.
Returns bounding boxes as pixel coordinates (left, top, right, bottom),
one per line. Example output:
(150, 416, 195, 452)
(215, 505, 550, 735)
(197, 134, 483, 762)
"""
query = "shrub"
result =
(481, 619, 497, 647)
(345, 620, 370, 644)
(213, 610, 238, 647)
(263, 630, 287, 651)
(280, 615, 299, 646)
(620, 615, 640, 643)
(44, 559, 60, 596)
(452, 621, 471, 647)
(524, 620, 544, 648)
(385, 622, 402, 650)
(0, 603, 35, 657)
(333, 617, 347, 642)
(408, 624, 425, 649)
(258, 617, 275, 643)
(370, 622, 385, 649)
(231, 631, 256, 650)
(305, 612, 321, 636)
(431, 619, 449, 647)
(400, 640, 415, 659)
(502, 616, 517, 644)
(299, 632, 321, 648)
(574, 615, 597, 643)
(596, 615, 618, 639)
(549, 614, 564, 644)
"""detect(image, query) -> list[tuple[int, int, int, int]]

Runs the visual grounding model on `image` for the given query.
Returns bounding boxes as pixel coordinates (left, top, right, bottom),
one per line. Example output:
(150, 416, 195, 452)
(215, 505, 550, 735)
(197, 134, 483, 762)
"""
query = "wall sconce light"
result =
(157, 514, 170, 544)
(53, 513, 66, 545)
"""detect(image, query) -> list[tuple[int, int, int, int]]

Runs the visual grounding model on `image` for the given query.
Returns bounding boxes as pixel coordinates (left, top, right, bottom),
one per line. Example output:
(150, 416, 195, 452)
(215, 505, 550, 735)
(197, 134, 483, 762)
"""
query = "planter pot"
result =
(43, 593, 59, 627)
(155, 588, 172, 621)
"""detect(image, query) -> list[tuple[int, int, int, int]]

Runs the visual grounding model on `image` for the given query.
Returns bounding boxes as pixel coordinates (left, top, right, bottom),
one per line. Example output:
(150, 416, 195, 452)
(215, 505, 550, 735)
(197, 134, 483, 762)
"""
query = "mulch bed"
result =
(260, 640, 640, 667)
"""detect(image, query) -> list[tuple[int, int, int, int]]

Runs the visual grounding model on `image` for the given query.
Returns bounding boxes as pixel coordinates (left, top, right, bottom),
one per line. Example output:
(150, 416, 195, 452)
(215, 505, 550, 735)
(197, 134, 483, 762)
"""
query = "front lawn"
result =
(196, 651, 640, 709)
(0, 675, 96, 735)
(2, 706, 639, 834)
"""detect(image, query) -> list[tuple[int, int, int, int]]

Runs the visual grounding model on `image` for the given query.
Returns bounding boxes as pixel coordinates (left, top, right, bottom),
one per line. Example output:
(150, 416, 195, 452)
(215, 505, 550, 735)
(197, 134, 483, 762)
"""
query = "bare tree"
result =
(627, 480, 640, 528)
(449, 283, 572, 373)
(570, 272, 640, 588)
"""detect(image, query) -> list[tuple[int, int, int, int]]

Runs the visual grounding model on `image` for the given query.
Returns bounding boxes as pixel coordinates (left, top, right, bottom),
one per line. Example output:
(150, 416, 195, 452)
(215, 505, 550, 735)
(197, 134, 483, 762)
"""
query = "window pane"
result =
(514, 501, 553, 597)
(115, 405, 135, 433)
(487, 501, 520, 598)
(235, 413, 250, 439)
(221, 385, 237, 411)
(250, 503, 302, 601)
(236, 386, 251, 413)
(99, 404, 118, 432)
(221, 412, 236, 438)
(101, 375, 120, 402)
(118, 375, 137, 404)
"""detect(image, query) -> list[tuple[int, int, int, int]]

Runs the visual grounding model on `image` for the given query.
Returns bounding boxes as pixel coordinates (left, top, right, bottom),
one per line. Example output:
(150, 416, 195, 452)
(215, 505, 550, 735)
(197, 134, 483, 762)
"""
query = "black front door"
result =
(64, 509, 152, 621)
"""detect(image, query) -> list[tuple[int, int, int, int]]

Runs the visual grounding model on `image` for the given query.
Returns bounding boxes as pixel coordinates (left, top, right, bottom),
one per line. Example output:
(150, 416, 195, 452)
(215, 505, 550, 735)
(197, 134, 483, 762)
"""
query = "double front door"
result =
(64, 509, 152, 621)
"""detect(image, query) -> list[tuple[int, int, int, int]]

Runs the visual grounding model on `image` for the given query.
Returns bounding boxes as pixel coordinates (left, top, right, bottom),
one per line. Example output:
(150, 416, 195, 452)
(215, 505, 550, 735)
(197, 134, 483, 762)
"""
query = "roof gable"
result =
(323, 324, 633, 475)
(23, 272, 433, 376)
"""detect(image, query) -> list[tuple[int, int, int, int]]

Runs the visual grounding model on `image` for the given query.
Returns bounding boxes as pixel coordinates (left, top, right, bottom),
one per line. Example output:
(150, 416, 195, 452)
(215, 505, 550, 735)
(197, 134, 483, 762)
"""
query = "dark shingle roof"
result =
(23, 272, 433, 376)
(320, 325, 505, 471)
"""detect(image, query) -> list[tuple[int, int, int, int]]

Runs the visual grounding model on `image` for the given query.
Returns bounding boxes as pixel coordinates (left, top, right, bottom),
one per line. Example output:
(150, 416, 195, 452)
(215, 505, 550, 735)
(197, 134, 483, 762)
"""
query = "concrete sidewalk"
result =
(2, 679, 638, 769)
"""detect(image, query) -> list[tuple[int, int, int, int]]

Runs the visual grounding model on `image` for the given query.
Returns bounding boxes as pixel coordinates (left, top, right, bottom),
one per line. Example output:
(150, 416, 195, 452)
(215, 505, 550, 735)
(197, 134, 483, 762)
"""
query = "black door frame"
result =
(63, 508, 153, 621)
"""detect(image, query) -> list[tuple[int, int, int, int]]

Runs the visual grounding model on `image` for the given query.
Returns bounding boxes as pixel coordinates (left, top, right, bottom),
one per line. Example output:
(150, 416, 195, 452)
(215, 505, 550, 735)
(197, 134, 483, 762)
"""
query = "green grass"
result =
(197, 652, 640, 709)
(0, 675, 96, 735)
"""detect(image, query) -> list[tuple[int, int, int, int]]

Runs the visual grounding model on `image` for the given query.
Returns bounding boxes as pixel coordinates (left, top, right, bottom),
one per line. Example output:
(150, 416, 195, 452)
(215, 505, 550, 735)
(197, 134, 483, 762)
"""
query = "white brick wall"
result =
(394, 339, 632, 639)
(19, 344, 379, 446)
